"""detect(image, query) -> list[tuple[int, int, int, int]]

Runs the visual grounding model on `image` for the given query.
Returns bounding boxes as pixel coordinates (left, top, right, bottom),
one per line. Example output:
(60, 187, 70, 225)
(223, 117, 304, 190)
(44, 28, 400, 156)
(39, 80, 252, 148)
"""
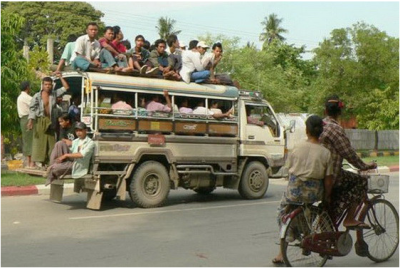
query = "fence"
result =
(279, 113, 399, 151)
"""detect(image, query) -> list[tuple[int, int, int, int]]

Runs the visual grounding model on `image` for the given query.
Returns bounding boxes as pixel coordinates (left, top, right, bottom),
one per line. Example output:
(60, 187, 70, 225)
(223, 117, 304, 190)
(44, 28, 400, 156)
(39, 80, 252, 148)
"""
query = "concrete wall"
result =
(377, 130, 399, 150)
(344, 129, 376, 150)
(279, 114, 398, 151)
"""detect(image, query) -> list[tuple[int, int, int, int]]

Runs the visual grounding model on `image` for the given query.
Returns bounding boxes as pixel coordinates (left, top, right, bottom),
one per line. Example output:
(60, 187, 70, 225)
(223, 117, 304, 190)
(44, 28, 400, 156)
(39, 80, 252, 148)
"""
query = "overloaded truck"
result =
(46, 71, 291, 210)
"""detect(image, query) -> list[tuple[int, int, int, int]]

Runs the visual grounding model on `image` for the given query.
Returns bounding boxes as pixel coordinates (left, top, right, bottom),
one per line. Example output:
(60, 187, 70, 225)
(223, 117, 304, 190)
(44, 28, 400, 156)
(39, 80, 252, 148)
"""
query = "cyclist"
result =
(319, 95, 377, 229)
(273, 115, 334, 264)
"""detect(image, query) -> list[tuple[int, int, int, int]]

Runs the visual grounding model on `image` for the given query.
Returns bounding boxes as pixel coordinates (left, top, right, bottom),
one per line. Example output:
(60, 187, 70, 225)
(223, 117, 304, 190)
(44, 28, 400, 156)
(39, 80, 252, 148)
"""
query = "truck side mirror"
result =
(289, 120, 296, 133)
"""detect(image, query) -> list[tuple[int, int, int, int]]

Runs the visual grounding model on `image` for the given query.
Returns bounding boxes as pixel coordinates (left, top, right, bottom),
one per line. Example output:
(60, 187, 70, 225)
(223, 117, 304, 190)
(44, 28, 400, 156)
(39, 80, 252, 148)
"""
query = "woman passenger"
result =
(272, 115, 334, 264)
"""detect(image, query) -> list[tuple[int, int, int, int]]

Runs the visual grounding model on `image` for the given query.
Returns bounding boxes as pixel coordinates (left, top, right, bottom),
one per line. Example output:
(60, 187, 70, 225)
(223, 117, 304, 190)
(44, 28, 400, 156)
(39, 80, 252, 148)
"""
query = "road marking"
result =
(69, 200, 280, 220)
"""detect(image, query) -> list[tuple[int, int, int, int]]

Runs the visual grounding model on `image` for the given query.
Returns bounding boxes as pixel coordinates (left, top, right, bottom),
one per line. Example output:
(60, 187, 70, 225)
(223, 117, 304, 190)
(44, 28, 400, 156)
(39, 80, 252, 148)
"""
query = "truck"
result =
(45, 71, 288, 210)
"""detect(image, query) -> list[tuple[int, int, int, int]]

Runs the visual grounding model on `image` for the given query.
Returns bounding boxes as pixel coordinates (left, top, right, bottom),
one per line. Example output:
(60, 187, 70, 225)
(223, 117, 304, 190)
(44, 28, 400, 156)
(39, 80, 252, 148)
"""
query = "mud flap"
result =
(86, 180, 103, 210)
(50, 180, 64, 202)
(116, 177, 126, 201)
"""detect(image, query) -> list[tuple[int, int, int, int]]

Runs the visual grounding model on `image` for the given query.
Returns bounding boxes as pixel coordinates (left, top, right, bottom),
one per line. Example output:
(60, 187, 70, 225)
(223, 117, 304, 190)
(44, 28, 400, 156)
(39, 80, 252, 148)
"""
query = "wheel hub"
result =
(144, 175, 160, 195)
(249, 170, 263, 191)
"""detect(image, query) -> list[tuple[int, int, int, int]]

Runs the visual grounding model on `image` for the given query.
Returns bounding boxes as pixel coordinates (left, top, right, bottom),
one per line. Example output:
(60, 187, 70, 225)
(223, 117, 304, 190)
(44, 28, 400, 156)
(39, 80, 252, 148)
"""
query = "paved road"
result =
(2, 173, 399, 267)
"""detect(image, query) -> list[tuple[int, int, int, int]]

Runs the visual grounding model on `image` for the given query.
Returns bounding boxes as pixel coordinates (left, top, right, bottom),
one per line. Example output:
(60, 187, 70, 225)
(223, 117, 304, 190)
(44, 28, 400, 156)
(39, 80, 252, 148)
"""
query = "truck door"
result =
(241, 103, 285, 168)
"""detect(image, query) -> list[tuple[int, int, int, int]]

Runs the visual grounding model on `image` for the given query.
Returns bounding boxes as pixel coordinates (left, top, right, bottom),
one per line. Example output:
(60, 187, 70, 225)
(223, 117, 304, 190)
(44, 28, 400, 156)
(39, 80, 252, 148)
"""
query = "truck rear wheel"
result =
(238, 161, 269, 199)
(129, 161, 170, 208)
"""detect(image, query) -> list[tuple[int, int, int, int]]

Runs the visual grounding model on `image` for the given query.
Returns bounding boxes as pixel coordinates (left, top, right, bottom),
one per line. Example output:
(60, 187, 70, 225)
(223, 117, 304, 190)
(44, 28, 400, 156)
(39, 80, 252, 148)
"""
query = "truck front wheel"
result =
(129, 161, 170, 208)
(238, 161, 269, 199)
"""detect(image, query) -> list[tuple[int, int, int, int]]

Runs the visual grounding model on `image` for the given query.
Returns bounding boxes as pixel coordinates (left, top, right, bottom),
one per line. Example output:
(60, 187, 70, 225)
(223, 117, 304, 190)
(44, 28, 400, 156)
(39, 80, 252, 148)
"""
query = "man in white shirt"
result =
(71, 22, 104, 72)
(17, 81, 35, 168)
(179, 40, 210, 84)
(193, 100, 232, 119)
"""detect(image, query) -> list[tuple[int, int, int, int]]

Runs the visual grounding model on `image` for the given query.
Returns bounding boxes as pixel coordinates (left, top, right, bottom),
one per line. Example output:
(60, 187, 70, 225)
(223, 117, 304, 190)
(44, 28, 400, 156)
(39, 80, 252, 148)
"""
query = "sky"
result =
(89, 0, 399, 59)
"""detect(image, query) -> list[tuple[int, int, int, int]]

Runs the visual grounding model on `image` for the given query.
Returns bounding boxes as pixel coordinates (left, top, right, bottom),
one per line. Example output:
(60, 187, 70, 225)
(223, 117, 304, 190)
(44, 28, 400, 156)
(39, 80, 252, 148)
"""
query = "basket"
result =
(367, 174, 389, 194)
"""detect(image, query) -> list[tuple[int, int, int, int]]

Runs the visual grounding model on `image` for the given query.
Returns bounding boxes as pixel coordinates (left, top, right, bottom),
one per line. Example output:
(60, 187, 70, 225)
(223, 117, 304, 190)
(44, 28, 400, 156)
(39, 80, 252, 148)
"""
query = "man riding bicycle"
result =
(320, 95, 377, 229)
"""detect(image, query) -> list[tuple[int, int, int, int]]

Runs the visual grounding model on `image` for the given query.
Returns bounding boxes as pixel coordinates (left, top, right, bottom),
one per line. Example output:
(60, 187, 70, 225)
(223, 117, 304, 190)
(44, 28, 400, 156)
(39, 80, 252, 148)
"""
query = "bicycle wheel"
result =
(358, 198, 399, 262)
(281, 207, 334, 267)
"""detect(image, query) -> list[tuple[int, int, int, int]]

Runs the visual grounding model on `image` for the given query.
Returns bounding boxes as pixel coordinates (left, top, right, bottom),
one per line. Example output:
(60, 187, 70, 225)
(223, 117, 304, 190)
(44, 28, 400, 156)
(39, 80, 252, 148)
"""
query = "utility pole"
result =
(23, 38, 29, 62)
(47, 38, 54, 64)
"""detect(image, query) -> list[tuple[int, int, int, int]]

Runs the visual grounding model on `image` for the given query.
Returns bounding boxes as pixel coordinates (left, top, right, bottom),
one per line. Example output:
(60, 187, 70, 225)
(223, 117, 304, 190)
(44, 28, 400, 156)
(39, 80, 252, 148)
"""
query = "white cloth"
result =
(17, 91, 32, 118)
(210, 108, 222, 114)
(286, 141, 333, 181)
(71, 34, 101, 62)
(193, 106, 214, 115)
(179, 50, 205, 83)
(202, 52, 215, 69)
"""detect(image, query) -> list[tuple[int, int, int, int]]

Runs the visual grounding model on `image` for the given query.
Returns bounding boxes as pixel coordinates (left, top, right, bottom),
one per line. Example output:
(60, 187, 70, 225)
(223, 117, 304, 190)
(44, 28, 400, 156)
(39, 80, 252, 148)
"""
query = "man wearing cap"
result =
(45, 122, 95, 186)
(179, 40, 211, 84)
(179, 41, 187, 51)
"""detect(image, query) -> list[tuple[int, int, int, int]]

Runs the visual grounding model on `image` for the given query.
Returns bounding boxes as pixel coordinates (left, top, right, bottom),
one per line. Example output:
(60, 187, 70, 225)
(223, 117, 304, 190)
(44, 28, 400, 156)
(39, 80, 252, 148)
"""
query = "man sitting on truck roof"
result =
(180, 40, 211, 84)
(147, 39, 180, 80)
(54, 34, 77, 74)
(44, 122, 95, 186)
(71, 22, 104, 73)
(127, 35, 151, 73)
(98, 26, 130, 72)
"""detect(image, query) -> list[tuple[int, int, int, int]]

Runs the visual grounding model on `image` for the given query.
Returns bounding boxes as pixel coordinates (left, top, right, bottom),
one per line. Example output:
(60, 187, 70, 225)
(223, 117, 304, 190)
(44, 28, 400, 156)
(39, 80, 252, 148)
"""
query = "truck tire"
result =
(129, 161, 170, 208)
(238, 161, 269, 199)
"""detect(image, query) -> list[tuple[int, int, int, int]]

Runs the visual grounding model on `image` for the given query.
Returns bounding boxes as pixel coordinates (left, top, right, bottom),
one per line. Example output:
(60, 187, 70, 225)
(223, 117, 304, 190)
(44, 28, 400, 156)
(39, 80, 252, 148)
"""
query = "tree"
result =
(259, 13, 288, 47)
(1, 2, 105, 59)
(1, 10, 37, 134)
(156, 16, 182, 40)
(311, 23, 399, 129)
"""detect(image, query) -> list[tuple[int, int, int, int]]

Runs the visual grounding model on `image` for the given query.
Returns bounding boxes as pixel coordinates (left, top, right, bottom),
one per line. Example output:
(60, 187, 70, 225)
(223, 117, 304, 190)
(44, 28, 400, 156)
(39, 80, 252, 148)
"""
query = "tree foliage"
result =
(1, 9, 37, 134)
(156, 16, 182, 40)
(259, 13, 288, 47)
(1, 2, 105, 59)
(311, 22, 399, 129)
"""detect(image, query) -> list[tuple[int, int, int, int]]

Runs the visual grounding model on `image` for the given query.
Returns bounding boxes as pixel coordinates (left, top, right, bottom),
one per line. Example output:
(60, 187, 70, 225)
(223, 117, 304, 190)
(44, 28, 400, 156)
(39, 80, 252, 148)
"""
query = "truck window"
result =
(245, 104, 280, 137)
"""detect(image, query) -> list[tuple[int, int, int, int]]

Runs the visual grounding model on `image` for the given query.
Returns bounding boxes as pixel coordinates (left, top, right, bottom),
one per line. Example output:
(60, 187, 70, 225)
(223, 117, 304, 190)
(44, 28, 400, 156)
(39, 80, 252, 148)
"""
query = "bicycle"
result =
(279, 164, 399, 267)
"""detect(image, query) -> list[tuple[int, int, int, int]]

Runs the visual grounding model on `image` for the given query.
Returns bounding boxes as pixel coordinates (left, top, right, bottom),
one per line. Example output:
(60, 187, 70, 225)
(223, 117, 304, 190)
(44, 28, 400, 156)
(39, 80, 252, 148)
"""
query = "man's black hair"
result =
(104, 26, 114, 33)
(325, 94, 342, 117)
(135, 35, 145, 41)
(20, 81, 30, 91)
(167, 34, 178, 47)
(155, 39, 166, 48)
(121, 40, 131, 50)
(86, 22, 98, 29)
(58, 112, 71, 121)
(42, 77, 53, 84)
(113, 26, 121, 37)
(189, 40, 199, 50)
(305, 115, 324, 138)
(143, 40, 151, 50)
(212, 42, 223, 51)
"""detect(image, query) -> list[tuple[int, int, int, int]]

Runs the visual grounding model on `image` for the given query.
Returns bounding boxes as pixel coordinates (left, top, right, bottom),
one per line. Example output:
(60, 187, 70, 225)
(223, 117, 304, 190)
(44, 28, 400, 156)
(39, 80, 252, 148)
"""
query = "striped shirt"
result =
(319, 117, 368, 184)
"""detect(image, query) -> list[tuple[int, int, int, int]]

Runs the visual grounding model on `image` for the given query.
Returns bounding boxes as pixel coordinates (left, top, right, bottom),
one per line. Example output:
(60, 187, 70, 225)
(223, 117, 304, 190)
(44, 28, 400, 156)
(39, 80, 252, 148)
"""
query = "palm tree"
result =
(155, 16, 182, 40)
(259, 13, 288, 46)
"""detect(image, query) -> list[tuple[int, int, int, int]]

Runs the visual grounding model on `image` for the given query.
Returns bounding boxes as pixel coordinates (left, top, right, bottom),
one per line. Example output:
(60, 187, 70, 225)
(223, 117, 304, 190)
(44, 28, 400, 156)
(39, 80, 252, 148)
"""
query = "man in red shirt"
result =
(98, 26, 130, 72)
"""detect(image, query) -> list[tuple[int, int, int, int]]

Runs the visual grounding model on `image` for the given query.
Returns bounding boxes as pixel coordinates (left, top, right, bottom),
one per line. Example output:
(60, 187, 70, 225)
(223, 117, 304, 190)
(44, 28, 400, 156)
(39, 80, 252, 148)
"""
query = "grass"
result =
(1, 172, 74, 187)
(1, 172, 47, 187)
(361, 155, 399, 167)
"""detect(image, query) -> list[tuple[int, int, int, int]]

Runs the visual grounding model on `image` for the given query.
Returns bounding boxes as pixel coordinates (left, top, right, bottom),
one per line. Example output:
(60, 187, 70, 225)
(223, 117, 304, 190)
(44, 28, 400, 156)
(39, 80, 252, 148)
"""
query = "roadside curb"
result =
(357, 151, 399, 158)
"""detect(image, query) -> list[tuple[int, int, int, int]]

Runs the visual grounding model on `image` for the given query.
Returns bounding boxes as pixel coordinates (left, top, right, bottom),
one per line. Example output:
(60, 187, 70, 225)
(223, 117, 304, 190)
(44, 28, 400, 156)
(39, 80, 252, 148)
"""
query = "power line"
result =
(99, 7, 322, 48)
